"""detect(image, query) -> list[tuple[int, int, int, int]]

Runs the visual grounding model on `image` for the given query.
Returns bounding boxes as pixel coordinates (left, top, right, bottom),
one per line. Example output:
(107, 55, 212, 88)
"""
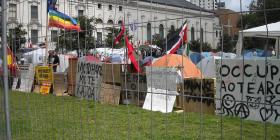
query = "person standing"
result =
(48, 50, 60, 72)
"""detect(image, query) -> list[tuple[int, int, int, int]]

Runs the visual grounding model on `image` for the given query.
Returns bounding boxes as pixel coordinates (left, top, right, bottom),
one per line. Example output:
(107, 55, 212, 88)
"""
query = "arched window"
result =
(191, 27, 195, 41)
(107, 19, 114, 24)
(216, 31, 218, 37)
(200, 28, 204, 42)
(170, 25, 175, 32)
(96, 18, 103, 24)
(159, 24, 164, 39)
(118, 20, 123, 26)
(147, 23, 151, 42)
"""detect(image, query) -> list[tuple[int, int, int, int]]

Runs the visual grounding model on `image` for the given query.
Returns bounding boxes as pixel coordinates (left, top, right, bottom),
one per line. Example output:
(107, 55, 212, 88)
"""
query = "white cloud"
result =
(222, 0, 252, 11)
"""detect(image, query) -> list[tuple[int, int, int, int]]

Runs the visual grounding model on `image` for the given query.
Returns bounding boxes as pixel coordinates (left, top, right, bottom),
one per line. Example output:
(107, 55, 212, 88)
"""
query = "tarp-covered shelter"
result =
(152, 54, 202, 78)
(236, 21, 280, 57)
(196, 56, 221, 78)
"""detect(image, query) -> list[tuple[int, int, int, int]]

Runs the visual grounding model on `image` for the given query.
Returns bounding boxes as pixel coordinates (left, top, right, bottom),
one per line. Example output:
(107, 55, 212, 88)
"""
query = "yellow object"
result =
(35, 66, 54, 84)
(7, 55, 12, 65)
(40, 85, 51, 95)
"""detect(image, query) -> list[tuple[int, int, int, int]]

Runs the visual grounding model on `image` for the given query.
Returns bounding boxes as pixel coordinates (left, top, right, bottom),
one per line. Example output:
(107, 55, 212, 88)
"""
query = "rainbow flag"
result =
(48, 9, 81, 31)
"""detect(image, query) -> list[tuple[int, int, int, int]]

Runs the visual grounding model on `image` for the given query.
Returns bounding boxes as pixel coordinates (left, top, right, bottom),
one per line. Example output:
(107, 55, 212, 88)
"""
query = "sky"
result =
(222, 0, 253, 11)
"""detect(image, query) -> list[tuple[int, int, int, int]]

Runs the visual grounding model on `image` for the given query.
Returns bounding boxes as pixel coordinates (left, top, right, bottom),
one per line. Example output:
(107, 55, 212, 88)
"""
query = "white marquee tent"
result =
(22, 48, 75, 72)
(236, 21, 280, 57)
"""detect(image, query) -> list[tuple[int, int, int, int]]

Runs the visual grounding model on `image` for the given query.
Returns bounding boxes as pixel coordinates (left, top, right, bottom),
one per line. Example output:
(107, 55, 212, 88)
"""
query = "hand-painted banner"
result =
(215, 59, 280, 124)
(75, 59, 103, 100)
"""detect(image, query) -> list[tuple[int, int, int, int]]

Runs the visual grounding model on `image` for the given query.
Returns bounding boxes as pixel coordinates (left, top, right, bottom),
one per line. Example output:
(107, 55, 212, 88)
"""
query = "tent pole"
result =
(45, 1, 49, 65)
(277, 37, 279, 59)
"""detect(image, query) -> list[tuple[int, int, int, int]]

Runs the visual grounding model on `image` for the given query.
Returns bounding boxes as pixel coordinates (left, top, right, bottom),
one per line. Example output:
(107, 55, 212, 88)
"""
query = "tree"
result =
(239, 0, 280, 29)
(217, 34, 237, 53)
(189, 39, 212, 52)
(56, 16, 95, 53)
(8, 24, 27, 53)
(152, 34, 165, 49)
(105, 27, 133, 49)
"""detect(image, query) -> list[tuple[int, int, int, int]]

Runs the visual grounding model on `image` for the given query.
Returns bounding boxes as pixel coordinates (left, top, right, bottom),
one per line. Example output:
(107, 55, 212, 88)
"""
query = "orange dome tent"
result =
(152, 54, 202, 78)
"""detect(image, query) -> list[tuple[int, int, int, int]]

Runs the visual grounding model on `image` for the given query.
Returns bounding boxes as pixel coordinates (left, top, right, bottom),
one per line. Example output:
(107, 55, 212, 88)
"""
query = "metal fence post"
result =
(1, 0, 12, 139)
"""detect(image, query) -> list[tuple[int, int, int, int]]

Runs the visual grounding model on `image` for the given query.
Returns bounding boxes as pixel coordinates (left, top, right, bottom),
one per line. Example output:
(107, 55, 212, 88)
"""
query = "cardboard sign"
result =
(53, 73, 67, 96)
(12, 64, 35, 92)
(216, 59, 280, 124)
(99, 83, 121, 105)
(75, 59, 103, 100)
(143, 67, 179, 113)
(35, 66, 53, 84)
(180, 78, 215, 114)
(121, 73, 147, 106)
(40, 85, 51, 95)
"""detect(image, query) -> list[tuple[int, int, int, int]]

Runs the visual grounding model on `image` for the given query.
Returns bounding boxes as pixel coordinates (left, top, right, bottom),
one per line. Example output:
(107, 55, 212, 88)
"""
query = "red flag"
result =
(166, 23, 188, 54)
(125, 36, 141, 73)
(114, 22, 125, 46)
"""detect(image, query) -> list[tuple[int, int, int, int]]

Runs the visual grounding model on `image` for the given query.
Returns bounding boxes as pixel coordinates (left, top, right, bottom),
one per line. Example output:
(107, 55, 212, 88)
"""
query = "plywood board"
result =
(99, 83, 121, 105)
(121, 73, 147, 106)
(53, 73, 67, 96)
(181, 78, 215, 115)
(102, 64, 122, 84)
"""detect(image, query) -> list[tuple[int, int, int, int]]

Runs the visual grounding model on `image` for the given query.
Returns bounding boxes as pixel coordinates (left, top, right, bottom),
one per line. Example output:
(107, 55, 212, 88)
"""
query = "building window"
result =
(147, 23, 151, 42)
(31, 30, 38, 44)
(97, 32, 102, 46)
(109, 5, 112, 10)
(78, 10, 83, 17)
(107, 20, 114, 24)
(170, 25, 175, 32)
(200, 28, 204, 42)
(31, 6, 38, 20)
(118, 20, 122, 26)
(216, 31, 218, 37)
(98, 3, 102, 9)
(51, 30, 58, 41)
(9, 4, 17, 19)
(119, 6, 122, 11)
(96, 18, 103, 24)
(191, 27, 195, 41)
(159, 24, 164, 39)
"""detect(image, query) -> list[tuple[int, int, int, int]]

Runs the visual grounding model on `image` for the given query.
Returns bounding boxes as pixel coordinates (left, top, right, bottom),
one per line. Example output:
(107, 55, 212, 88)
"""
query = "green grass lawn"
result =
(2, 92, 280, 140)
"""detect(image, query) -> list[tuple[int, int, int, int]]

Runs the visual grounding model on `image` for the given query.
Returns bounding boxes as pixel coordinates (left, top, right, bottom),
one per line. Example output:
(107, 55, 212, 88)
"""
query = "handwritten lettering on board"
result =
(75, 59, 103, 100)
(215, 59, 280, 124)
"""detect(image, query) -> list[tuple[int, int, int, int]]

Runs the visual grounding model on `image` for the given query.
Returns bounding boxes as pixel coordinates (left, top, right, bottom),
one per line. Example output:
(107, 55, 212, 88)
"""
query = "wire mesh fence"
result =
(1, 0, 280, 139)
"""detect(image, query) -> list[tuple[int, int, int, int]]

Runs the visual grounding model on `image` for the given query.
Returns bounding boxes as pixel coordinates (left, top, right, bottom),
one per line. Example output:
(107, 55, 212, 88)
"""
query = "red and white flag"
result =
(114, 22, 125, 46)
(166, 23, 188, 54)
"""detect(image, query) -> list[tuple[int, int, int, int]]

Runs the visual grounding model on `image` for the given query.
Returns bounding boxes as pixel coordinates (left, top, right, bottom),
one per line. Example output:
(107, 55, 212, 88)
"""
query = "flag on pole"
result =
(7, 47, 18, 75)
(48, 9, 81, 31)
(114, 22, 125, 46)
(125, 36, 141, 73)
(166, 23, 188, 54)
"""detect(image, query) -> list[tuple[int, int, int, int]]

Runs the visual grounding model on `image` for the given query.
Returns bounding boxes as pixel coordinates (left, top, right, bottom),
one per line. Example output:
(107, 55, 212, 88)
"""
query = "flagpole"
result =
(1, 0, 12, 139)
(45, 1, 49, 65)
